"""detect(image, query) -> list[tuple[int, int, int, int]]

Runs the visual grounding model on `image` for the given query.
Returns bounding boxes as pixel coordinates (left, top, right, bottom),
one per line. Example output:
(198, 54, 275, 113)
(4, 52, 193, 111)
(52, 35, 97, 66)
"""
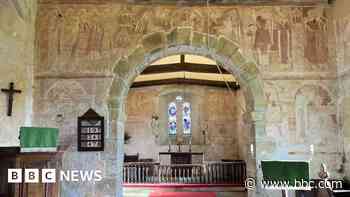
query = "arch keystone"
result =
(167, 27, 193, 46)
(207, 34, 219, 50)
(192, 32, 207, 48)
(192, 32, 218, 50)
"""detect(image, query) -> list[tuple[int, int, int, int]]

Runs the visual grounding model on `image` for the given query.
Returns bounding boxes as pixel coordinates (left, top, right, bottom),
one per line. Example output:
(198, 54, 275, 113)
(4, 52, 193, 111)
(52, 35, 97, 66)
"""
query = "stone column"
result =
(108, 97, 126, 197)
(252, 110, 268, 197)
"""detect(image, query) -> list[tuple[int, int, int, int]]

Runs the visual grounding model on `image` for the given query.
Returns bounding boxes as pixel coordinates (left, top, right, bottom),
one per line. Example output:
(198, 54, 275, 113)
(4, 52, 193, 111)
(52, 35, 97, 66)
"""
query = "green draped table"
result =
(261, 160, 310, 191)
(20, 127, 58, 152)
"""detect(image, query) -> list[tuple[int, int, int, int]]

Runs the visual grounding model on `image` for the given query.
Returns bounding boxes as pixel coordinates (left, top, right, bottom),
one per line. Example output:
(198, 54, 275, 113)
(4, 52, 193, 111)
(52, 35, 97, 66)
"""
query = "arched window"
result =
(168, 101, 192, 136)
(168, 102, 177, 135)
(183, 102, 191, 135)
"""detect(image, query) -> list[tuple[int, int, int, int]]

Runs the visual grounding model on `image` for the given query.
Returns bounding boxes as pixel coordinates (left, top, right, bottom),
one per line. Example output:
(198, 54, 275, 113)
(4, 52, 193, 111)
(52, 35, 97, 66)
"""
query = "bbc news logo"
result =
(8, 169, 103, 183)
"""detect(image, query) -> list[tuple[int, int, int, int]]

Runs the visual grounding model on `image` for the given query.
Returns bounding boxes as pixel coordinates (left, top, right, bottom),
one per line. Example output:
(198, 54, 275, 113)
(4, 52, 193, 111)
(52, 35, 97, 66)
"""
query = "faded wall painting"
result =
(304, 8, 328, 67)
(36, 4, 333, 74)
(294, 85, 337, 151)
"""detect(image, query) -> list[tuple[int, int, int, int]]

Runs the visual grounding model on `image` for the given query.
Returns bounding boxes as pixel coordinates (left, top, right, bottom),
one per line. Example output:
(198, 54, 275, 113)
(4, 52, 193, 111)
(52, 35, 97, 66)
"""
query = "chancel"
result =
(2, 0, 350, 197)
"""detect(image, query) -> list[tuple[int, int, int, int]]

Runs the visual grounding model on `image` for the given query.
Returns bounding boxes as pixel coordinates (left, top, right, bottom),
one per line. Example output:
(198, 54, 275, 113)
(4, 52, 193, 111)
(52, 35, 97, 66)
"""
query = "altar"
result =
(158, 152, 204, 164)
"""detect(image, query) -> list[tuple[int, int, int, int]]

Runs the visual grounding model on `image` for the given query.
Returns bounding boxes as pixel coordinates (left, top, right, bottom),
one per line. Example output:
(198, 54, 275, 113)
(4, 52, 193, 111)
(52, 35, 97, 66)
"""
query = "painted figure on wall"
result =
(304, 9, 328, 65)
(253, 15, 272, 65)
(264, 82, 284, 141)
(219, 8, 243, 43)
(271, 21, 292, 64)
(254, 16, 271, 53)
(343, 17, 350, 66)
(271, 8, 292, 64)
(71, 22, 105, 59)
(45, 8, 65, 67)
(50, 9, 64, 57)
(295, 85, 334, 146)
(153, 8, 172, 30)
(171, 7, 204, 32)
(86, 23, 104, 58)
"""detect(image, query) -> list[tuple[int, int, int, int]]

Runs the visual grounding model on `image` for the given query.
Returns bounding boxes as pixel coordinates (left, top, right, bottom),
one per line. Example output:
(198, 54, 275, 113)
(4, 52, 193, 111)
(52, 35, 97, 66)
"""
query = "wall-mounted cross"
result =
(1, 82, 21, 116)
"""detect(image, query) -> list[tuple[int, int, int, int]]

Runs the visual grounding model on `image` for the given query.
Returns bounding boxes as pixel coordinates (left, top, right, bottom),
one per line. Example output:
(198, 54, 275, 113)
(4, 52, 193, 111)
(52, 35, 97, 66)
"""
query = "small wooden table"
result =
(158, 152, 204, 164)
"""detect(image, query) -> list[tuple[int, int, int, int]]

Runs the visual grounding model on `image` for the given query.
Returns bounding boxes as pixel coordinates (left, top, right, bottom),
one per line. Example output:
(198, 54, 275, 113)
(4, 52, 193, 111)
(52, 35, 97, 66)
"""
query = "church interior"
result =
(1, 0, 350, 197)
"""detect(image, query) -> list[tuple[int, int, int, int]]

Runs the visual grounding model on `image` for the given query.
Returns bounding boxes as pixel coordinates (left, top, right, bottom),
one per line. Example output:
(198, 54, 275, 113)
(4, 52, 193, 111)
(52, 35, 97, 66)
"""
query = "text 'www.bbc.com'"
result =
(245, 178, 343, 190)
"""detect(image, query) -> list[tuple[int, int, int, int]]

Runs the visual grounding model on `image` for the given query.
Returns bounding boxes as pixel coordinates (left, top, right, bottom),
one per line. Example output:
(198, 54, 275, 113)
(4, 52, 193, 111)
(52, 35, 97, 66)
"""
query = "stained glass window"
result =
(183, 102, 191, 135)
(168, 102, 177, 135)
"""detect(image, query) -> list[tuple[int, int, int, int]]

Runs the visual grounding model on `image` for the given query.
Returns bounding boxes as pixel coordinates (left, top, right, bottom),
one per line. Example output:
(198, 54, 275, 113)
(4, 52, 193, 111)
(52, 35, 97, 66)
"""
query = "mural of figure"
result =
(304, 10, 328, 66)
(49, 9, 64, 57)
(70, 9, 88, 58)
(254, 16, 271, 53)
(289, 7, 305, 69)
(253, 15, 272, 66)
(219, 8, 243, 43)
(295, 94, 308, 142)
(264, 82, 283, 140)
(135, 13, 149, 34)
(295, 85, 334, 146)
(153, 8, 172, 30)
(70, 22, 88, 58)
(343, 17, 350, 66)
(44, 8, 65, 68)
(85, 23, 104, 58)
(271, 21, 292, 64)
(171, 7, 204, 32)
(70, 16, 105, 60)
(112, 27, 130, 48)
(271, 8, 292, 64)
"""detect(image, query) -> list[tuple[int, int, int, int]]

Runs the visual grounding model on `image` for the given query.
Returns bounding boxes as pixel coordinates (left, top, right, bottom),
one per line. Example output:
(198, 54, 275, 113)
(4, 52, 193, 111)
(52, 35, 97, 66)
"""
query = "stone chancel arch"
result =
(107, 27, 267, 197)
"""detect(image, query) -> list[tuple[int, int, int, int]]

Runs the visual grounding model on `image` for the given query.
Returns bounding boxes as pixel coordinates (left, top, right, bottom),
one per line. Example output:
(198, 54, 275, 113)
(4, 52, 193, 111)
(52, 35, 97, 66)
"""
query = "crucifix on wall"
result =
(1, 82, 22, 116)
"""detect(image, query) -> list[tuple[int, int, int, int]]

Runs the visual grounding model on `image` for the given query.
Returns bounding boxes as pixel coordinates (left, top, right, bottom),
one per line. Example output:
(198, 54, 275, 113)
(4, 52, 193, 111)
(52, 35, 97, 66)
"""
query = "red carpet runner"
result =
(149, 192, 216, 197)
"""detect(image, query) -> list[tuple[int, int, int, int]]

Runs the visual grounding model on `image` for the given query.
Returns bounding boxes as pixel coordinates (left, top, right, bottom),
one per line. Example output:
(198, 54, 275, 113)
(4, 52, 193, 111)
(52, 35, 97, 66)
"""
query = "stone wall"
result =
(0, 0, 36, 147)
(333, 0, 350, 181)
(31, 2, 343, 197)
(124, 85, 245, 162)
(34, 4, 336, 74)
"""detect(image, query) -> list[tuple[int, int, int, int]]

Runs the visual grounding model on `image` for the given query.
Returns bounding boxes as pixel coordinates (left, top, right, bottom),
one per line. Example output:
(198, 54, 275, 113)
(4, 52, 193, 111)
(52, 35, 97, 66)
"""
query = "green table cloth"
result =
(20, 127, 58, 152)
(261, 160, 309, 188)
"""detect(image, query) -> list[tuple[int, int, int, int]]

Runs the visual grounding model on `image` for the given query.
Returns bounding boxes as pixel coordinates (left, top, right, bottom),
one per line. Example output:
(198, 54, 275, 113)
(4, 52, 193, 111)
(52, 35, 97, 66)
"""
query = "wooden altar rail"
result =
(123, 161, 246, 185)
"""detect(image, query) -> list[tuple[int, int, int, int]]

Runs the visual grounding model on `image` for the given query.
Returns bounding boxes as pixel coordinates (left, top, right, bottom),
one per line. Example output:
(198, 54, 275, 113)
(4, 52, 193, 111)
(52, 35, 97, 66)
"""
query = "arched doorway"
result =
(108, 28, 267, 197)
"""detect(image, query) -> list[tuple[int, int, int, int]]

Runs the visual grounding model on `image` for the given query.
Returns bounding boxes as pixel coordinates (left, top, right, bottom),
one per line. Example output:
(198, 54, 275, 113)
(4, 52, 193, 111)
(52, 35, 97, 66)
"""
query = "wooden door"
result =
(0, 158, 16, 197)
(17, 154, 60, 197)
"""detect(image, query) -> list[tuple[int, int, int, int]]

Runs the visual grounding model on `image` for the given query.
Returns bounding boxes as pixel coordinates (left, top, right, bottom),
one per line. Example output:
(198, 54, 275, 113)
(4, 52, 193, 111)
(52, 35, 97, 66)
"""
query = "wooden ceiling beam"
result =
(131, 78, 240, 89)
(142, 63, 230, 75)
(39, 0, 330, 6)
(130, 0, 330, 6)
